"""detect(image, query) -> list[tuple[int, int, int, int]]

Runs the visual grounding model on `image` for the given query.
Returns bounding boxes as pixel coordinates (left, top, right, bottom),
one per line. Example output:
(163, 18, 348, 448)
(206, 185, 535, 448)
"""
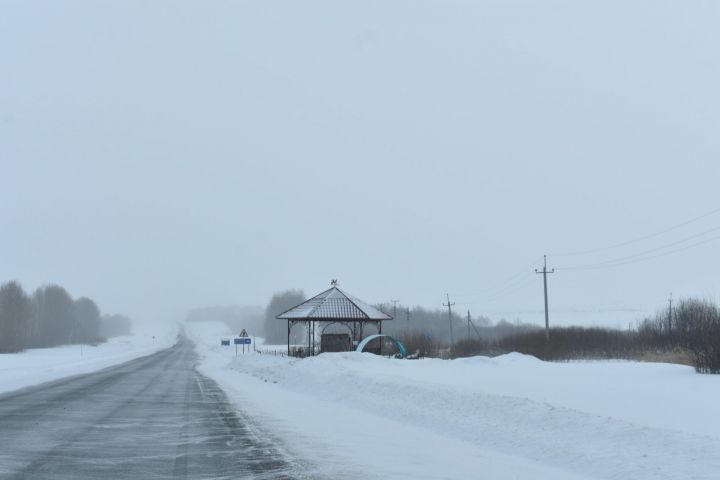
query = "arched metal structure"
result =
(356, 334, 408, 358)
(320, 321, 354, 335)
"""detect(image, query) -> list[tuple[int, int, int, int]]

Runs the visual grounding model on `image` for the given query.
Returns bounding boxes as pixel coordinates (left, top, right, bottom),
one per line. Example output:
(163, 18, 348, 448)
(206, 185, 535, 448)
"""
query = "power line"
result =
(482, 275, 535, 302)
(482, 305, 649, 315)
(455, 274, 535, 306)
(454, 271, 534, 301)
(550, 206, 720, 257)
(557, 232, 720, 271)
(452, 269, 530, 298)
(557, 224, 720, 269)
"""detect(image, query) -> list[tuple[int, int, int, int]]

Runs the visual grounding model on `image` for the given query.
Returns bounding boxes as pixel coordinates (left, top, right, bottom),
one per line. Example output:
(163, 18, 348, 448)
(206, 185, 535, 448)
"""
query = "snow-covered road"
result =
(187, 322, 720, 480)
(0, 324, 177, 395)
(0, 336, 310, 480)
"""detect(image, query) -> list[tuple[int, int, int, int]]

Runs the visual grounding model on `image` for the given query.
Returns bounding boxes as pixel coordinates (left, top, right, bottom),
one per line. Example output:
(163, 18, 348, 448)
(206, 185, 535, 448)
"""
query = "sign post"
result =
(234, 336, 251, 355)
(239, 329, 249, 354)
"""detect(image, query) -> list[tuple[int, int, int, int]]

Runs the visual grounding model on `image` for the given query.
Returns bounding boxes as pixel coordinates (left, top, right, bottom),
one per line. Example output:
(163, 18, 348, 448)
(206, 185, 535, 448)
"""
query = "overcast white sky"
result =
(2, 1, 719, 327)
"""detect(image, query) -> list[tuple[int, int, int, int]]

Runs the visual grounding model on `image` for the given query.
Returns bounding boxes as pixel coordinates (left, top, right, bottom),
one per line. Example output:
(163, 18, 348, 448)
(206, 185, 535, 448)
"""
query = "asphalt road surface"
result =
(0, 338, 310, 480)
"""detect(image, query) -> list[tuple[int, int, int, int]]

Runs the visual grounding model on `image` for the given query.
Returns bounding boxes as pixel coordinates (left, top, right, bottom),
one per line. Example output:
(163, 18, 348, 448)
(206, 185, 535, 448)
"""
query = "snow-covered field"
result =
(187, 322, 720, 480)
(0, 323, 177, 394)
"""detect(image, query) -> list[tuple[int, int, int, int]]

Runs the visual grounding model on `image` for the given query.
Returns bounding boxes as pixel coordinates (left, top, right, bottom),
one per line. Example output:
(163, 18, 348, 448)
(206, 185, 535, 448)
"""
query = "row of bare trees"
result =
(489, 327, 642, 361)
(0, 280, 131, 353)
(638, 298, 720, 373)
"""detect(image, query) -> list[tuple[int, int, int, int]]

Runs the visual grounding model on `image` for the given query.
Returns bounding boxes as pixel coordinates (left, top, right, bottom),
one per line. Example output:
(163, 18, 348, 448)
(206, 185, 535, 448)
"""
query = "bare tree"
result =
(0, 281, 32, 353)
(673, 298, 720, 373)
(74, 297, 102, 343)
(30, 284, 75, 347)
(263, 289, 305, 344)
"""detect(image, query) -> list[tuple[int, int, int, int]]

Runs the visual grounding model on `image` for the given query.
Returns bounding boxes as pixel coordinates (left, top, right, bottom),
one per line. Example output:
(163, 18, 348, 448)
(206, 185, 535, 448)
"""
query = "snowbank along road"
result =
(0, 336, 313, 480)
(187, 322, 720, 480)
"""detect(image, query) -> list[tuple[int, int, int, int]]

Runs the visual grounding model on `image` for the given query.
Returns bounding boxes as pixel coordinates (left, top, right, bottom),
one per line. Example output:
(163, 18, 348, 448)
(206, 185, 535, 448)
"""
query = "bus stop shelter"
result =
(276, 284, 393, 357)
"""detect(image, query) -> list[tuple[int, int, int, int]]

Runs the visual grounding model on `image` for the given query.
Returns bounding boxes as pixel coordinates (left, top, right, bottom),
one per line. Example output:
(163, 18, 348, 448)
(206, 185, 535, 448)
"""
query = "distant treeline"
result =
(260, 293, 540, 349)
(377, 304, 539, 343)
(186, 291, 539, 348)
(377, 303, 540, 358)
(0, 281, 132, 353)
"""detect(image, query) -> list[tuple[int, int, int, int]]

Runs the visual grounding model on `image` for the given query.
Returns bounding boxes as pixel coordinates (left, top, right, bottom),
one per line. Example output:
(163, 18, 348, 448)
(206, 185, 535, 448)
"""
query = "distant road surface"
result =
(0, 337, 307, 480)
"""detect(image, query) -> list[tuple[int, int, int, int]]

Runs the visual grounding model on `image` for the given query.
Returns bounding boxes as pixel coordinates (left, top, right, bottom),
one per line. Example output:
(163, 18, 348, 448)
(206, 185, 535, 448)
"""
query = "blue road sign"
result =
(221, 339, 230, 346)
(235, 338, 251, 345)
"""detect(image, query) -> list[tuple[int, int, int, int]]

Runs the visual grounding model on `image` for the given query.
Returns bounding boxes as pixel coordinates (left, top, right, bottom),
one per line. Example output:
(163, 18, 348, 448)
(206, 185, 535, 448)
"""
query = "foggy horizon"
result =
(3, 1, 719, 329)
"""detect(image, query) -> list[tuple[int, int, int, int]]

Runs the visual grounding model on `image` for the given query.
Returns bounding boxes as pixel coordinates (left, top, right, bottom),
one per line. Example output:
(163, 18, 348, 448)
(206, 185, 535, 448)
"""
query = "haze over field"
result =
(2, 1, 719, 327)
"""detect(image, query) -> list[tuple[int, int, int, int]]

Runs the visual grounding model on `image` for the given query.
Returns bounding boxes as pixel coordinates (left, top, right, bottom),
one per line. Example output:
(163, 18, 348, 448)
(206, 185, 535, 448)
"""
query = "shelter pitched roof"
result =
(276, 287, 392, 321)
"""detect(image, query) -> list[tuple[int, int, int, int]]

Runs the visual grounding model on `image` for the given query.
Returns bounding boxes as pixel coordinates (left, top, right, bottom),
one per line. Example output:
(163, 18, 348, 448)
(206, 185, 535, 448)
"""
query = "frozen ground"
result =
(186, 322, 720, 480)
(0, 323, 177, 394)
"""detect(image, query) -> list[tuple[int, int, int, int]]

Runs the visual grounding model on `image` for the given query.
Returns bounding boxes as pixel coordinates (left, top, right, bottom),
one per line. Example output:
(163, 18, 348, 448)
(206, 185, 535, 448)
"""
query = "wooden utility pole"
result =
(467, 310, 471, 339)
(467, 315, 483, 339)
(391, 299, 399, 319)
(406, 307, 410, 322)
(668, 293, 673, 334)
(535, 255, 555, 341)
(443, 294, 456, 354)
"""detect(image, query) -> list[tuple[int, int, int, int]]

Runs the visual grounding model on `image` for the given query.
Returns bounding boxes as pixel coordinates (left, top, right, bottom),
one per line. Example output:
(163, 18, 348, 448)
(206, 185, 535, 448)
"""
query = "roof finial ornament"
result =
(330, 279, 338, 287)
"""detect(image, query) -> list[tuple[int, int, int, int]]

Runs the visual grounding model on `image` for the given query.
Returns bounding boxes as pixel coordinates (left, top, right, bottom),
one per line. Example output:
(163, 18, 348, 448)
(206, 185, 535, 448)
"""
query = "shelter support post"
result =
(379, 320, 383, 355)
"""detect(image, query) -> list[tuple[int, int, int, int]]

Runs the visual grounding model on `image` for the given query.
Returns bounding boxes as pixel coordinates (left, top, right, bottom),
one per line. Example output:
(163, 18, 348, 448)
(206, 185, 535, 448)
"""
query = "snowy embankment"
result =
(186, 322, 720, 480)
(0, 323, 178, 394)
